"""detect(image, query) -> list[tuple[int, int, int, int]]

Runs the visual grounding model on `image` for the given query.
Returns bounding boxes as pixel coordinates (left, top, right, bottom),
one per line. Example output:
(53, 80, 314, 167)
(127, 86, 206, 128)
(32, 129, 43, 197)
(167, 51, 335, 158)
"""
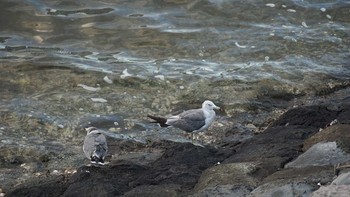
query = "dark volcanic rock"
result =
(6, 176, 67, 197)
(123, 184, 181, 197)
(62, 163, 146, 197)
(129, 141, 231, 190)
(337, 104, 350, 124)
(7, 141, 232, 197)
(223, 125, 318, 178)
(271, 106, 338, 128)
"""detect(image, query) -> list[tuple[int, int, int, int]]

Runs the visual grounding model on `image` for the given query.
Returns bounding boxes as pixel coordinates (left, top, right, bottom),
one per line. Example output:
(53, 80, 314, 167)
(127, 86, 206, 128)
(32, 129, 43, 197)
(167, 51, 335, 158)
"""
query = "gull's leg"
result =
(192, 132, 201, 143)
(191, 132, 204, 147)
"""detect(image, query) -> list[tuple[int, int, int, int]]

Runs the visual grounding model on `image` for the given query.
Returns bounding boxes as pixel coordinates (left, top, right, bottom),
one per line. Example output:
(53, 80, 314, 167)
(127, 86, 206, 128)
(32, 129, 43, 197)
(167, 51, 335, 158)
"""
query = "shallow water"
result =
(0, 0, 350, 191)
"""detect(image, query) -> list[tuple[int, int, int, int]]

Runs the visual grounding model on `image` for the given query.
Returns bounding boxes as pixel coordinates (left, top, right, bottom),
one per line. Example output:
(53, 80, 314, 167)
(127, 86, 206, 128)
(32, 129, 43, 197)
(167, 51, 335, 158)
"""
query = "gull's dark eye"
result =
(208, 103, 212, 106)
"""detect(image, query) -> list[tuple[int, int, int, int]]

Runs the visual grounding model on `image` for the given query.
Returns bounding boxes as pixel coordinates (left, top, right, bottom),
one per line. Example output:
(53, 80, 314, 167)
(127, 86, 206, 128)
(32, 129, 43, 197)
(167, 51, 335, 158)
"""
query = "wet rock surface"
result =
(5, 93, 350, 197)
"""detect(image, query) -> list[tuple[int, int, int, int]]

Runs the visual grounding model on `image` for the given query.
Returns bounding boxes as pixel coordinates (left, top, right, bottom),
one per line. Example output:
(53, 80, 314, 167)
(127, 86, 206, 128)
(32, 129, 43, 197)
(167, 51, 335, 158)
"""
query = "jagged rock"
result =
(190, 184, 253, 197)
(248, 180, 314, 197)
(123, 184, 181, 197)
(263, 166, 334, 186)
(332, 171, 350, 185)
(224, 125, 318, 179)
(303, 124, 350, 153)
(285, 142, 350, 168)
(337, 104, 350, 124)
(193, 162, 260, 192)
(311, 185, 350, 197)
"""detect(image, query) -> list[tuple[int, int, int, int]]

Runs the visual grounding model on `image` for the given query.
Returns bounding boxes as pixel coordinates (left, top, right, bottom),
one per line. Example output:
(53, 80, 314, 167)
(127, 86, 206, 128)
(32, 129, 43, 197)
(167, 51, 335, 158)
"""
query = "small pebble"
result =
(217, 123, 225, 127)
(51, 170, 60, 175)
(81, 23, 95, 28)
(179, 86, 185, 90)
(329, 119, 338, 126)
(33, 35, 44, 43)
(326, 14, 332, 19)
(201, 67, 214, 72)
(77, 84, 101, 92)
(287, 9, 296, 13)
(154, 75, 165, 80)
(120, 68, 132, 79)
(265, 3, 275, 8)
(235, 42, 247, 48)
(103, 76, 113, 84)
(65, 169, 77, 174)
(301, 21, 308, 28)
(320, 8, 326, 12)
(90, 98, 108, 103)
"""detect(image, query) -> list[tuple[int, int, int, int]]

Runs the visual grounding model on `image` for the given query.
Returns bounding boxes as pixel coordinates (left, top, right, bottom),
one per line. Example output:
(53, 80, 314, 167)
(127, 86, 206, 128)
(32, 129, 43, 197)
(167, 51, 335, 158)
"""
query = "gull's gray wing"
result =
(83, 133, 107, 159)
(167, 109, 206, 132)
(83, 134, 95, 159)
(94, 134, 108, 158)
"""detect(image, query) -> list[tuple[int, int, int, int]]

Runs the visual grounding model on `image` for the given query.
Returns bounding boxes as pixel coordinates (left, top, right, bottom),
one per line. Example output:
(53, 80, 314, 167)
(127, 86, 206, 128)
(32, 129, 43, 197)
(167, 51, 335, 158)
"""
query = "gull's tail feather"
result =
(91, 155, 104, 163)
(147, 115, 169, 127)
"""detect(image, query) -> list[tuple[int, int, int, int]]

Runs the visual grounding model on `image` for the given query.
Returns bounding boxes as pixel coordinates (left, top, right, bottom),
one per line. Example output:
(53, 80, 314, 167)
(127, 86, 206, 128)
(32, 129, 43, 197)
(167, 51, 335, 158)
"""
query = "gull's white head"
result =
(202, 100, 220, 110)
(85, 127, 99, 135)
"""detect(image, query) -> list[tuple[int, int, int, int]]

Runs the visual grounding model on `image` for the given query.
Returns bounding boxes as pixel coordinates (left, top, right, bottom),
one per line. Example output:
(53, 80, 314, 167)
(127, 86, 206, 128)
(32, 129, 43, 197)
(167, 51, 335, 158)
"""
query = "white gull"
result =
(83, 127, 108, 165)
(148, 100, 220, 142)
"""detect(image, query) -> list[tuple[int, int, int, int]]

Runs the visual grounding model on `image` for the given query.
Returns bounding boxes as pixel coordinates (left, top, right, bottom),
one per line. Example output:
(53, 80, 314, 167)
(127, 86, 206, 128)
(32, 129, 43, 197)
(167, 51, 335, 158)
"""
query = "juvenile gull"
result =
(83, 127, 108, 164)
(148, 100, 220, 141)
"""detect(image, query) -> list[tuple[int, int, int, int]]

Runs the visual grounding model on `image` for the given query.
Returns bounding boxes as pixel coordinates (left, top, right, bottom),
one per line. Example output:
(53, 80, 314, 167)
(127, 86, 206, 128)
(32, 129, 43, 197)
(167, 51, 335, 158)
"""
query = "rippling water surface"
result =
(1, 0, 350, 139)
(1, 0, 349, 78)
(0, 0, 350, 189)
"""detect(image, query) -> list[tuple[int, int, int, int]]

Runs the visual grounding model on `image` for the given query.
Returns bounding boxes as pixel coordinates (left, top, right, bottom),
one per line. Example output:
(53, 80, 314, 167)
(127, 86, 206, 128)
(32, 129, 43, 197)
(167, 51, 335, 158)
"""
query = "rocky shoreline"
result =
(4, 88, 350, 197)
